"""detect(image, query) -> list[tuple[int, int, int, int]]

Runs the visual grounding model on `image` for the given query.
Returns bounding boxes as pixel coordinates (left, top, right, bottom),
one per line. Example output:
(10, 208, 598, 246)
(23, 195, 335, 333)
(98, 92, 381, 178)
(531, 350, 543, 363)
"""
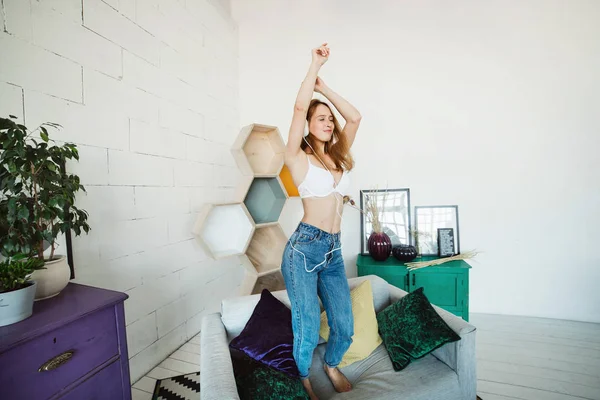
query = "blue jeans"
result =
(281, 222, 354, 379)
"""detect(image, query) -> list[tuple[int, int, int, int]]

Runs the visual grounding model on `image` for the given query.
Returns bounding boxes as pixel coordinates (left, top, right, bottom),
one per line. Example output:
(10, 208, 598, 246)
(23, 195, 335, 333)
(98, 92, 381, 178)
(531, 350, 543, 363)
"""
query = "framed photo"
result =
(360, 188, 411, 255)
(437, 228, 455, 257)
(414, 205, 460, 256)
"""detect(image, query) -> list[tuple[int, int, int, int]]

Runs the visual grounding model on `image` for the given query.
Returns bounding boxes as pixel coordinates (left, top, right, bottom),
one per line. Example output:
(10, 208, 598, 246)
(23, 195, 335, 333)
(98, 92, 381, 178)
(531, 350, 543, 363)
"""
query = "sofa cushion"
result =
(309, 343, 463, 400)
(229, 289, 299, 377)
(376, 286, 461, 370)
(221, 275, 391, 343)
(230, 348, 309, 400)
(319, 279, 382, 367)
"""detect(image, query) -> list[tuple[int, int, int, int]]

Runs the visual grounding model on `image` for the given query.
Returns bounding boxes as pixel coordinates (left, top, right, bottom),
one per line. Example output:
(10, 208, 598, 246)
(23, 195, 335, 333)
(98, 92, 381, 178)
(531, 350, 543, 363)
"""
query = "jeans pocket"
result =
(296, 231, 317, 245)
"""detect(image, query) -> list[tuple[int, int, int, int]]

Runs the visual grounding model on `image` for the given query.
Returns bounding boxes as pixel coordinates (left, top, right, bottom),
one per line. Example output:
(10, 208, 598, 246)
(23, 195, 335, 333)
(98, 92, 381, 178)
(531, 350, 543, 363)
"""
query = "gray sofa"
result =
(200, 275, 477, 400)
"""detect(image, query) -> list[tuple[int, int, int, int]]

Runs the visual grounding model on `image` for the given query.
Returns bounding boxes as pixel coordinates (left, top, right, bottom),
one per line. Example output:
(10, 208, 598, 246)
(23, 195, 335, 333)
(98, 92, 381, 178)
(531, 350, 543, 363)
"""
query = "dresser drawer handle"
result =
(38, 350, 75, 372)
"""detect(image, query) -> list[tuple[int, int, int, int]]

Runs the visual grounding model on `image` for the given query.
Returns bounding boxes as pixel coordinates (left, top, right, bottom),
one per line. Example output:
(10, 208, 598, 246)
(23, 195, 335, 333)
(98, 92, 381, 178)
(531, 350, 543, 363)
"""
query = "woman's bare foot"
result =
(301, 377, 319, 400)
(323, 364, 352, 392)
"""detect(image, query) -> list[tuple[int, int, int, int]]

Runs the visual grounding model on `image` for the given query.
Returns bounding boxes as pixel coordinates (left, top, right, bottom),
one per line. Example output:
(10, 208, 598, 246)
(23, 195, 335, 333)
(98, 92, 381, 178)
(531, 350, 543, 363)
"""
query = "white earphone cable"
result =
(282, 136, 343, 273)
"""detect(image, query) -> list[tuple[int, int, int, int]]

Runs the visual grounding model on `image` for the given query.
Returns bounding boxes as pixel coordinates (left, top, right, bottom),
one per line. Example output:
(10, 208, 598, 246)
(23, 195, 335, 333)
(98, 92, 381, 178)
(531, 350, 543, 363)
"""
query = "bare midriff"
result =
(300, 194, 344, 234)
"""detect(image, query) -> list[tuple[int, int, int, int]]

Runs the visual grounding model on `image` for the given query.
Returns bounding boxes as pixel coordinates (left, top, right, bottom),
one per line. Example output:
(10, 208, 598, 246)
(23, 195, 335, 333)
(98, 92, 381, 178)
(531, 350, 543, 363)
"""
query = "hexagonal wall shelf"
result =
(252, 270, 286, 295)
(244, 177, 287, 225)
(239, 272, 258, 296)
(239, 269, 287, 296)
(193, 203, 255, 259)
(233, 174, 253, 203)
(232, 124, 285, 177)
(198, 122, 294, 297)
(246, 223, 288, 276)
(279, 164, 299, 197)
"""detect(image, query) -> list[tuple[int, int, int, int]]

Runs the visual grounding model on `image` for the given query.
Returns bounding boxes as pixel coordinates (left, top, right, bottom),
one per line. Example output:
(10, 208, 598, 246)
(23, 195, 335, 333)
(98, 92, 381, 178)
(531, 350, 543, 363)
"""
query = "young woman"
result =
(281, 43, 362, 400)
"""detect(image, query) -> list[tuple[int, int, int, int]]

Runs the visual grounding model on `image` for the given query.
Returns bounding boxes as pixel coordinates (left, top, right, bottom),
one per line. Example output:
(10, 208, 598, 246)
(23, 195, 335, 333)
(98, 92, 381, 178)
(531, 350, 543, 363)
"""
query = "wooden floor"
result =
(131, 334, 202, 400)
(472, 313, 600, 400)
(130, 313, 600, 400)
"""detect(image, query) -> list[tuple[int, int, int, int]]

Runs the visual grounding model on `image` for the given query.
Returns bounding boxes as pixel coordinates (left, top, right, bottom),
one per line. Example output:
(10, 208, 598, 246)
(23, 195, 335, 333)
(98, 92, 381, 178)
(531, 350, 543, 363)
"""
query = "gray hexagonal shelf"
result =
(243, 177, 287, 225)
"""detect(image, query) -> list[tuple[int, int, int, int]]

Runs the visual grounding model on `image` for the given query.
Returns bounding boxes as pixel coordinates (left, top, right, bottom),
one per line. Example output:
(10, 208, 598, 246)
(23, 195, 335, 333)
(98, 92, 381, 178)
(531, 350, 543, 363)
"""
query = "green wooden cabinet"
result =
(357, 255, 471, 321)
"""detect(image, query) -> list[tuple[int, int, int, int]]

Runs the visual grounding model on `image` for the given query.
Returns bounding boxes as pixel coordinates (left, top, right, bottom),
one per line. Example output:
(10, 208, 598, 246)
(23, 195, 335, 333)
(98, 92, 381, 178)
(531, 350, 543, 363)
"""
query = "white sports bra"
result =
(297, 153, 351, 199)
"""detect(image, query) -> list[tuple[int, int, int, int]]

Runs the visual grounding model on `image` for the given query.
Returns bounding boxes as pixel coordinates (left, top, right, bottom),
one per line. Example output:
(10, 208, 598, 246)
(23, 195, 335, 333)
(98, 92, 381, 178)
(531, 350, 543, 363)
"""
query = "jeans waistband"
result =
(296, 221, 341, 241)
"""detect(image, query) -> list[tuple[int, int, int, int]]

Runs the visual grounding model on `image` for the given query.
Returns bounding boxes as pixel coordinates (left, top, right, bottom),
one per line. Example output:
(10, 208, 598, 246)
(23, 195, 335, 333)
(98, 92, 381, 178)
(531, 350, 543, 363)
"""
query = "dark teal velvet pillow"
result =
(376, 287, 461, 371)
(231, 348, 309, 400)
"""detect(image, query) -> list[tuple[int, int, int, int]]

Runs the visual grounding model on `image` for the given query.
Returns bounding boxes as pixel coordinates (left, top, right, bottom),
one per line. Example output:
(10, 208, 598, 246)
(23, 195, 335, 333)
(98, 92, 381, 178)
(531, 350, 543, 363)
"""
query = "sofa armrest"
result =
(387, 284, 477, 400)
(200, 313, 240, 400)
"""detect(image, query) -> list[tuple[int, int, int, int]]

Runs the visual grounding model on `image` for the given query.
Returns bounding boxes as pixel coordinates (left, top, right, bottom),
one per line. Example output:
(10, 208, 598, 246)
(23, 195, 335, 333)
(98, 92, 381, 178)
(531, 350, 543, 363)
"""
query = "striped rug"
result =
(152, 372, 200, 400)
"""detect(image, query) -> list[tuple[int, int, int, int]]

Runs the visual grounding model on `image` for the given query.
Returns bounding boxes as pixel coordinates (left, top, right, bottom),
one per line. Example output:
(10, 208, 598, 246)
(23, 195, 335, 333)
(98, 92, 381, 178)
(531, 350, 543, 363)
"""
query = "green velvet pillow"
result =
(231, 348, 309, 400)
(376, 287, 461, 371)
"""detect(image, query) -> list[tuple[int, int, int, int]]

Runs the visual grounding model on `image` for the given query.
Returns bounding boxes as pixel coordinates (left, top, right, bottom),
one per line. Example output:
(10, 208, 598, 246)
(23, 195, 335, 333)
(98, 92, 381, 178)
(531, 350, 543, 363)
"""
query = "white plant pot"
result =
(30, 255, 71, 301)
(0, 281, 37, 327)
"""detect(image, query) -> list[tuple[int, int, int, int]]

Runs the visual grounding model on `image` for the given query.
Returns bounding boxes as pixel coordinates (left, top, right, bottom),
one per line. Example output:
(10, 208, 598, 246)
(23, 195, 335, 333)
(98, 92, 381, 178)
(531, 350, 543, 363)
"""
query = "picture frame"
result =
(359, 188, 411, 256)
(414, 205, 460, 256)
(437, 228, 455, 257)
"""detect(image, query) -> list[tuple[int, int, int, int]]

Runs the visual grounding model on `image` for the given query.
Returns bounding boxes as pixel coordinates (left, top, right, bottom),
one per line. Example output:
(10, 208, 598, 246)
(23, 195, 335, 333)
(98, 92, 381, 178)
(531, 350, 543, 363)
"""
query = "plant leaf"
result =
(40, 127, 49, 142)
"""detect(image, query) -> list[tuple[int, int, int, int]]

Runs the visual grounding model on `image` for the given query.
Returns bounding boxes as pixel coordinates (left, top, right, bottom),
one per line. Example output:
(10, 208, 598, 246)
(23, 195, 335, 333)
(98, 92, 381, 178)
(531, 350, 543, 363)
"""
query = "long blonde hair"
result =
(301, 99, 355, 171)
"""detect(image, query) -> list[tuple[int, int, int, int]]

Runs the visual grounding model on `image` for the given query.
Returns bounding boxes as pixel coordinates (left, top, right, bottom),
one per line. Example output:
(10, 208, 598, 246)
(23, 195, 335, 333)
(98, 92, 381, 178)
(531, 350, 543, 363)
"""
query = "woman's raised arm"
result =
(315, 76, 362, 149)
(285, 43, 330, 159)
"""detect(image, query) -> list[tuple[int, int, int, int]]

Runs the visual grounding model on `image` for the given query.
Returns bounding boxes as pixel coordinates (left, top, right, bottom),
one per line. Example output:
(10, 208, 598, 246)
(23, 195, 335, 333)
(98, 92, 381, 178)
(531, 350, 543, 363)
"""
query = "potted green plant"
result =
(0, 254, 45, 326)
(0, 115, 90, 300)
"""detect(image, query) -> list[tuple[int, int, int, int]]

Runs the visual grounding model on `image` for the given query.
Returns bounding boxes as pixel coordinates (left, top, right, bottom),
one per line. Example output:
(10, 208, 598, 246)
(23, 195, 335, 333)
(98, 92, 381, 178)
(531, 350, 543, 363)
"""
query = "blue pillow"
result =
(229, 289, 299, 377)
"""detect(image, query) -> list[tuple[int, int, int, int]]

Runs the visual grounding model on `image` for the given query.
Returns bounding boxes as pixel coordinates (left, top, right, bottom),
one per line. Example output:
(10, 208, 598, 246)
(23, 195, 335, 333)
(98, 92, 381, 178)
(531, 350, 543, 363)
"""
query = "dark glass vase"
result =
(368, 231, 392, 261)
(392, 244, 418, 262)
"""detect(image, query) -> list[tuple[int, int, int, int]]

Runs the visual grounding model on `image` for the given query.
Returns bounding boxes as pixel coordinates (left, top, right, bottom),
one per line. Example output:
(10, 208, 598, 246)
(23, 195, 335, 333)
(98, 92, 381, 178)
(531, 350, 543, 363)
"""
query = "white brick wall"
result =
(0, 82, 23, 123)
(84, 0, 160, 65)
(129, 118, 187, 159)
(31, 4, 122, 79)
(25, 90, 130, 150)
(3, 0, 33, 40)
(0, 3, 5, 31)
(84, 70, 159, 124)
(0, 33, 82, 102)
(33, 0, 83, 24)
(158, 99, 204, 138)
(0, 0, 242, 383)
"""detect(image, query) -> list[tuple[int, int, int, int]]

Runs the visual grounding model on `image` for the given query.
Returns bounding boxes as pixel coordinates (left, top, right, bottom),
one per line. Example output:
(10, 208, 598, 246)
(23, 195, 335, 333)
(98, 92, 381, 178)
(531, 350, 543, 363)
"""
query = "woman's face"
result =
(308, 104, 334, 142)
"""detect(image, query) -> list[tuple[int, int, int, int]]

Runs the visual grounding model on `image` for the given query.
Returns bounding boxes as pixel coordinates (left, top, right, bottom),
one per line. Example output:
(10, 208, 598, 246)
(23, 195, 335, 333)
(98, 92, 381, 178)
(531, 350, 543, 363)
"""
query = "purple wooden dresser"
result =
(0, 283, 132, 400)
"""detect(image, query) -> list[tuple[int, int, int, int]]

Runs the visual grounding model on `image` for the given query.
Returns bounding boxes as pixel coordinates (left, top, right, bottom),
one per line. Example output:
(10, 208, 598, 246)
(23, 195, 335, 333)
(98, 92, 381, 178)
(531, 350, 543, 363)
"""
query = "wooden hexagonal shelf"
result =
(245, 223, 287, 276)
(233, 174, 254, 203)
(239, 271, 258, 296)
(232, 123, 285, 177)
(192, 203, 255, 259)
(252, 270, 286, 295)
(243, 177, 287, 225)
(240, 269, 286, 296)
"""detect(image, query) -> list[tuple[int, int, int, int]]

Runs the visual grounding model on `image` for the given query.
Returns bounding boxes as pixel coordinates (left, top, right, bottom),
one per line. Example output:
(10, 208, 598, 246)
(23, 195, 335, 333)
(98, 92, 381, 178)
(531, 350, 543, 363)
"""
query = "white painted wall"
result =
(0, 0, 244, 382)
(232, 0, 600, 323)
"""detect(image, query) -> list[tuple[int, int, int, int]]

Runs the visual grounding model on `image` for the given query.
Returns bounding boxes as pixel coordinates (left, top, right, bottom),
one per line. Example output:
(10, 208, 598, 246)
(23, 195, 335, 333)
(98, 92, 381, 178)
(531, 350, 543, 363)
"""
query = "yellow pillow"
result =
(319, 279, 382, 368)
